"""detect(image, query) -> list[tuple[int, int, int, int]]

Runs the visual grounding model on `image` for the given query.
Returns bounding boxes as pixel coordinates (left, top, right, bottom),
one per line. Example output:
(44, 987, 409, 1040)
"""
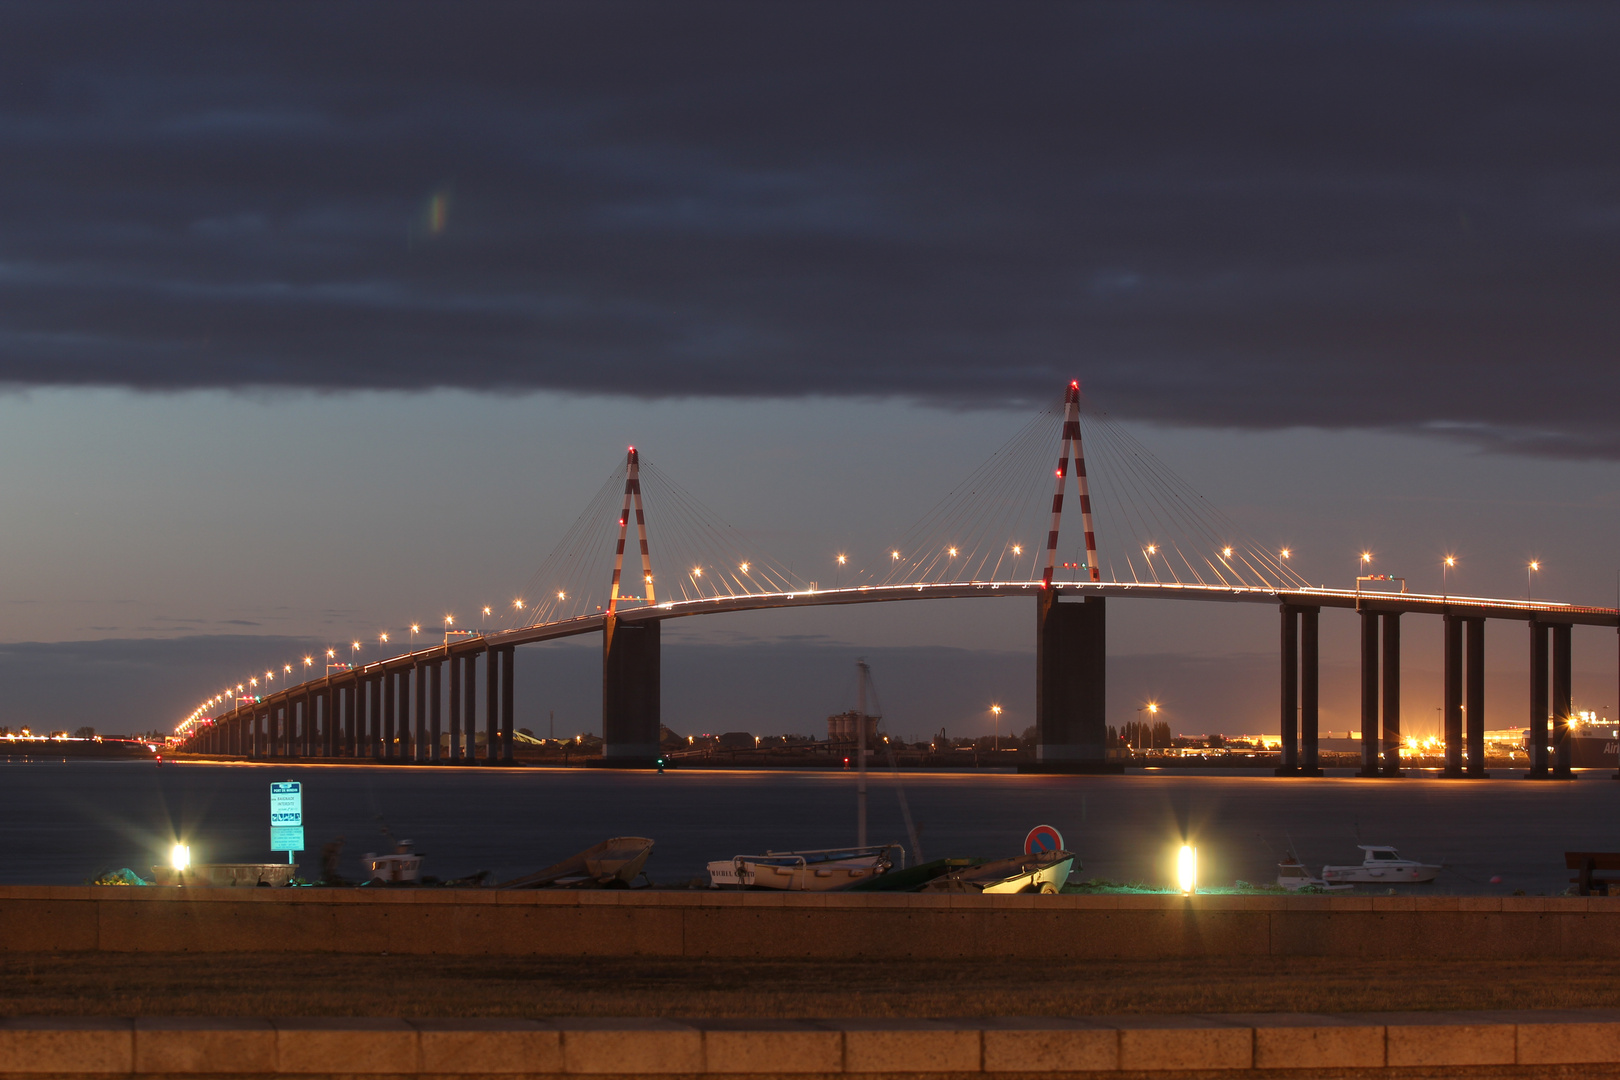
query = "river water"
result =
(2, 759, 1616, 893)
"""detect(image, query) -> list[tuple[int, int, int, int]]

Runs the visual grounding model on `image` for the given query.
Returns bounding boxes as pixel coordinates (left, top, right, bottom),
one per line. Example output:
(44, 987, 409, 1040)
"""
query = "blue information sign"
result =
(270, 781, 303, 855)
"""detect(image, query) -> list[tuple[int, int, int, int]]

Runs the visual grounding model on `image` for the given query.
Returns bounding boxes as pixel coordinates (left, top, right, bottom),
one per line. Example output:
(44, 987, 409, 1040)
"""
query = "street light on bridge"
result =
(1528, 560, 1540, 601)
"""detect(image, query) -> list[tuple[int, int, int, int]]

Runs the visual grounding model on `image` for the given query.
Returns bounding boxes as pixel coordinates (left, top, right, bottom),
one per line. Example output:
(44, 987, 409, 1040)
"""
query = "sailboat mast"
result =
(856, 658, 869, 849)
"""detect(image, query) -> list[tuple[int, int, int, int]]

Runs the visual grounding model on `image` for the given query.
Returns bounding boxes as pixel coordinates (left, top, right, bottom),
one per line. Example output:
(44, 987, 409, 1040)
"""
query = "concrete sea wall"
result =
(3, 887, 1620, 958)
(5, 1012, 1620, 1078)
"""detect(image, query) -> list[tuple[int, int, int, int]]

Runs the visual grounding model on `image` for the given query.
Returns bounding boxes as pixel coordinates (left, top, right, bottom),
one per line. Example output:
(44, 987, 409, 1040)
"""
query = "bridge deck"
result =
(199, 580, 1616, 729)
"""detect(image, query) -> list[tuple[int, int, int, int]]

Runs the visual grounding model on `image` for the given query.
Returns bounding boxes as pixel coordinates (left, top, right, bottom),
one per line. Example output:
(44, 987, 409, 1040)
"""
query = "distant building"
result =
(827, 711, 879, 745)
(717, 731, 755, 750)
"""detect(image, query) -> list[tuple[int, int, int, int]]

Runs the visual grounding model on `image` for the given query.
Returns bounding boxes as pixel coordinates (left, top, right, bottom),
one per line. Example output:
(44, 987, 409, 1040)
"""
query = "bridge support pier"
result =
(382, 671, 396, 761)
(1553, 623, 1574, 778)
(1355, 610, 1403, 776)
(1380, 614, 1403, 776)
(1276, 605, 1322, 776)
(414, 662, 427, 763)
(500, 646, 515, 764)
(1466, 618, 1487, 776)
(602, 616, 661, 767)
(485, 646, 499, 762)
(448, 653, 463, 762)
(1278, 606, 1298, 774)
(1525, 622, 1551, 777)
(464, 653, 480, 763)
(430, 660, 442, 764)
(1022, 594, 1116, 773)
(1357, 611, 1379, 776)
(1443, 615, 1464, 776)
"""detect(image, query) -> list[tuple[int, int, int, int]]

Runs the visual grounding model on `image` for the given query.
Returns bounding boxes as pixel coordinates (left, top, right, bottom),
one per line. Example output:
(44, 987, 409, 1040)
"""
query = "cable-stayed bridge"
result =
(173, 382, 1619, 777)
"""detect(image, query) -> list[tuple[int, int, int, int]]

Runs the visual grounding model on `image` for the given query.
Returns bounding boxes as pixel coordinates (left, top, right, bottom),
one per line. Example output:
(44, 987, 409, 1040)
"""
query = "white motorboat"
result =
(708, 844, 902, 891)
(1321, 845, 1441, 885)
(1276, 855, 1351, 892)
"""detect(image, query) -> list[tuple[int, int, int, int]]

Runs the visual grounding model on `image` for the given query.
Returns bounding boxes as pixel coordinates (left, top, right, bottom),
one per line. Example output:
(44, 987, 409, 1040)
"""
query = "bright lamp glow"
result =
(1176, 845, 1197, 894)
(172, 844, 191, 872)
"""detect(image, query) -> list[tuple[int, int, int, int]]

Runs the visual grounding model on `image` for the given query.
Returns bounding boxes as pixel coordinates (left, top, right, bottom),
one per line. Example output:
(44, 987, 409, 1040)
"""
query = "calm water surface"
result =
(2, 760, 1616, 893)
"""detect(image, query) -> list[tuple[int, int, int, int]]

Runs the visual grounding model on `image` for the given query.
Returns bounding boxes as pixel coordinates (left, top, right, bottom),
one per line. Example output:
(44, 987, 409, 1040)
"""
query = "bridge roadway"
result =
(182, 580, 1619, 777)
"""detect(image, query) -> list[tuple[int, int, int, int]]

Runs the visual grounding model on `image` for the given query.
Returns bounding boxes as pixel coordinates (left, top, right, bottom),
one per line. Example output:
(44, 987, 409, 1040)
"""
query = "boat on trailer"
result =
(708, 844, 902, 891)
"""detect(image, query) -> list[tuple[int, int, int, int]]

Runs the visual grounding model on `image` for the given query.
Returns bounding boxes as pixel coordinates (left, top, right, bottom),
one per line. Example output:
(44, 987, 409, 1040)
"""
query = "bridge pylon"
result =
(601, 446, 663, 767)
(1041, 380, 1101, 588)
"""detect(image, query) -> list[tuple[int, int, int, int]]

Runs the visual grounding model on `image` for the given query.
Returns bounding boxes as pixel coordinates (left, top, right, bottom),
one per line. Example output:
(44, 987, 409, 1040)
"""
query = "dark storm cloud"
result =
(1, 3, 1618, 454)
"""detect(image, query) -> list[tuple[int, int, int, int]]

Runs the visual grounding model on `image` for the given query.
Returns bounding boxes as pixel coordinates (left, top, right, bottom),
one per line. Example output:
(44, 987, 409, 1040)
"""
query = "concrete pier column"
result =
(448, 653, 462, 763)
(413, 662, 427, 763)
(1466, 618, 1487, 776)
(382, 671, 395, 761)
(603, 616, 664, 767)
(1553, 623, 1574, 778)
(1381, 613, 1403, 776)
(430, 659, 443, 764)
(323, 688, 335, 757)
(345, 680, 358, 758)
(1027, 595, 1112, 773)
(364, 676, 375, 761)
(1526, 622, 1549, 777)
(398, 668, 413, 760)
(1359, 609, 1379, 775)
(500, 645, 515, 764)
(1443, 614, 1464, 776)
(1277, 605, 1299, 775)
(484, 647, 499, 762)
(464, 654, 480, 763)
(450, 654, 463, 764)
(1300, 607, 1322, 776)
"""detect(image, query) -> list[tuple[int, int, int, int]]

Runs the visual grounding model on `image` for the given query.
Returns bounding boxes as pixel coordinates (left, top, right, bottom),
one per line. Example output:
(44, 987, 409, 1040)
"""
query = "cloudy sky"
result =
(1, 2, 1617, 739)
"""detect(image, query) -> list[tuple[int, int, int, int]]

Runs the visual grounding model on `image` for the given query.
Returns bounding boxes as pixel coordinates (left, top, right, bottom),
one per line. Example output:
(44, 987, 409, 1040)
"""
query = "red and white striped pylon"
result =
(607, 446, 656, 615)
(1041, 380, 1102, 588)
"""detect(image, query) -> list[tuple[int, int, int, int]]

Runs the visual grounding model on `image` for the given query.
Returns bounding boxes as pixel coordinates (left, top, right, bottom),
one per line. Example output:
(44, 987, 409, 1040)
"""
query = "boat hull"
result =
(1321, 864, 1439, 884)
(732, 855, 887, 891)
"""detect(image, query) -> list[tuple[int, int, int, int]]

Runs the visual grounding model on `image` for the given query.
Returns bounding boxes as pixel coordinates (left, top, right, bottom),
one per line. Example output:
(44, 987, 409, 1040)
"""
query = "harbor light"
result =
(171, 844, 190, 872)
(1176, 844, 1197, 894)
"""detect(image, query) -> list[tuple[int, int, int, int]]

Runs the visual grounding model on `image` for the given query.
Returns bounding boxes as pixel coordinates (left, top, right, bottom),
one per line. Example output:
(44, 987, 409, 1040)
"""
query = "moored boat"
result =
(364, 840, 423, 884)
(500, 836, 655, 889)
(1321, 845, 1440, 884)
(917, 849, 1075, 894)
(708, 844, 902, 891)
(1276, 855, 1351, 892)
